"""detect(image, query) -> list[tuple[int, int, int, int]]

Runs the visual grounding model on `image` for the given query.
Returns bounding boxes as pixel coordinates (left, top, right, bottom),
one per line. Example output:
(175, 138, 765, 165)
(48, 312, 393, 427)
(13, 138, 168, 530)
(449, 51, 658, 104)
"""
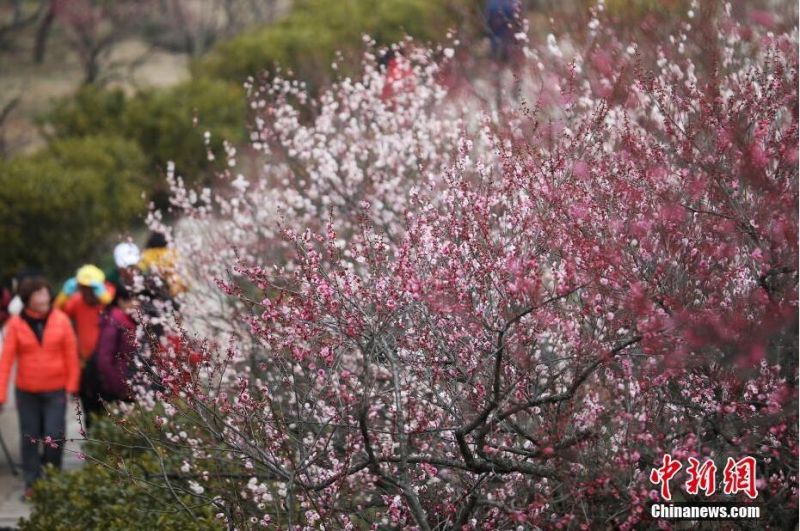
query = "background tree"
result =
(0, 135, 146, 281)
(149, 0, 284, 57)
(53, 0, 151, 84)
(197, 0, 469, 91)
(40, 79, 246, 207)
(0, 0, 46, 50)
(33, 0, 56, 64)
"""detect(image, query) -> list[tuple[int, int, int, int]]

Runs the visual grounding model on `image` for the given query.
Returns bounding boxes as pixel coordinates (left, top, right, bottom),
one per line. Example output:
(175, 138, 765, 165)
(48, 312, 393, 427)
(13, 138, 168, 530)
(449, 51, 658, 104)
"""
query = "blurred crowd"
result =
(0, 232, 182, 500)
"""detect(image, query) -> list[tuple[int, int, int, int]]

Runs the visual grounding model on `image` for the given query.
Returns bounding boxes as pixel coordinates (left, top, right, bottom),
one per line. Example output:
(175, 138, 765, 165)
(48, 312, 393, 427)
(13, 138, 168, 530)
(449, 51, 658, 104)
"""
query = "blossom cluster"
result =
(132, 2, 798, 528)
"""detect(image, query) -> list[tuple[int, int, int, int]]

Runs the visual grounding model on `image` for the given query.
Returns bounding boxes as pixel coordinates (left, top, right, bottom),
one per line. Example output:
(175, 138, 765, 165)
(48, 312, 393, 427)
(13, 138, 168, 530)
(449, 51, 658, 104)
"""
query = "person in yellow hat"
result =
(55, 265, 115, 362)
(55, 265, 116, 425)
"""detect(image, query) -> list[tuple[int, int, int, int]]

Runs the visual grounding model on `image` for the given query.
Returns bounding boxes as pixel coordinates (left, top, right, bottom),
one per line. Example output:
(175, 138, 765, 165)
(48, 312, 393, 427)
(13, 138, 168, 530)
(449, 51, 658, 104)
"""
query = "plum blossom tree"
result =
(145, 41, 466, 346)
(105, 2, 796, 528)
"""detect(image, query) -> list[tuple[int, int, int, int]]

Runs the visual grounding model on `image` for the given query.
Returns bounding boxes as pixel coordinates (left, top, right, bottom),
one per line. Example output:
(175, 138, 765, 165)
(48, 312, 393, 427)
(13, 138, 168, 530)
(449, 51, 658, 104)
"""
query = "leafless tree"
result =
(53, 0, 151, 84)
(0, 0, 47, 50)
(0, 94, 20, 158)
(155, 0, 285, 57)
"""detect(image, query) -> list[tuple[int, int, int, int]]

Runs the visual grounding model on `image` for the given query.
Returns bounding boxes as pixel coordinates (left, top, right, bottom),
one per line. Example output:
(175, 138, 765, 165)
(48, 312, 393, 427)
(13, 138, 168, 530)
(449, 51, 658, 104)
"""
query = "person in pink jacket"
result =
(86, 286, 139, 423)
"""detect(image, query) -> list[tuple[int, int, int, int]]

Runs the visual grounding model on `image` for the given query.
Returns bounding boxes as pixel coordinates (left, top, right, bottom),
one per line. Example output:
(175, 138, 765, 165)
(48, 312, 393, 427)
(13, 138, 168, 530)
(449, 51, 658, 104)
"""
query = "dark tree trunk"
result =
(84, 50, 100, 84)
(33, 1, 55, 64)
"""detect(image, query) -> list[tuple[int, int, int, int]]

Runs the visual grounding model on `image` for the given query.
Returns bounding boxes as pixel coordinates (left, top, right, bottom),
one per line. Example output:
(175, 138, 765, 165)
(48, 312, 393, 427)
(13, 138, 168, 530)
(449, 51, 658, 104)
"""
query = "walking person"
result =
(485, 0, 523, 108)
(378, 48, 415, 103)
(485, 0, 522, 63)
(0, 277, 79, 498)
(55, 264, 115, 361)
(92, 286, 140, 406)
(55, 264, 115, 425)
(107, 241, 141, 291)
(139, 231, 186, 297)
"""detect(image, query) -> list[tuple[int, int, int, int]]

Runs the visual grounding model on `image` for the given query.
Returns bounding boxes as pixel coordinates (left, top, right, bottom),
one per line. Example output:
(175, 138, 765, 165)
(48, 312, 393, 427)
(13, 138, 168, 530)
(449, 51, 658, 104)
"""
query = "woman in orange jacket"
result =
(0, 277, 79, 496)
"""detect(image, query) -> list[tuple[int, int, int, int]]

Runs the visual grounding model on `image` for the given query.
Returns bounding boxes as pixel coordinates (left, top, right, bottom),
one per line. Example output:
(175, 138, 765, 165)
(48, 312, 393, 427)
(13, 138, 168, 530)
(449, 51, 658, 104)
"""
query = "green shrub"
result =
(20, 462, 221, 531)
(198, 0, 462, 88)
(44, 86, 128, 139)
(0, 136, 146, 281)
(21, 413, 222, 530)
(123, 77, 246, 191)
(41, 79, 246, 200)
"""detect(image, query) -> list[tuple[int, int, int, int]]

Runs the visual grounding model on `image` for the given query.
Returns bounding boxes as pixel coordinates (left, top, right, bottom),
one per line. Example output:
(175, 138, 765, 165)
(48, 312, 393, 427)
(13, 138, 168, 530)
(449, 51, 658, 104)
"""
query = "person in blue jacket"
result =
(486, 0, 522, 62)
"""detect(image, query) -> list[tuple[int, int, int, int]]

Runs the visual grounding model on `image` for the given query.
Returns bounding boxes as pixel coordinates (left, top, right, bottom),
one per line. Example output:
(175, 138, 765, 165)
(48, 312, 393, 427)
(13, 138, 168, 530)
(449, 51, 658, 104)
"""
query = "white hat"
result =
(8, 295, 22, 316)
(114, 242, 141, 268)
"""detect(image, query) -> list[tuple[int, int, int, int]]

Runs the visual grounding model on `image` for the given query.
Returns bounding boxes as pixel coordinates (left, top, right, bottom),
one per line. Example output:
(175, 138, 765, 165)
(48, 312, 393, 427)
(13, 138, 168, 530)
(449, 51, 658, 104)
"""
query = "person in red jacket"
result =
(55, 265, 117, 424)
(0, 277, 79, 496)
(379, 48, 415, 103)
(55, 264, 115, 362)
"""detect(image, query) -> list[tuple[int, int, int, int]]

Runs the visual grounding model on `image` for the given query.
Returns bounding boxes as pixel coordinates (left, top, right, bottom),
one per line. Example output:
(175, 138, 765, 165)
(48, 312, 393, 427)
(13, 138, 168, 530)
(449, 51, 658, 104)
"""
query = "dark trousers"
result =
(15, 388, 67, 488)
(79, 359, 105, 431)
